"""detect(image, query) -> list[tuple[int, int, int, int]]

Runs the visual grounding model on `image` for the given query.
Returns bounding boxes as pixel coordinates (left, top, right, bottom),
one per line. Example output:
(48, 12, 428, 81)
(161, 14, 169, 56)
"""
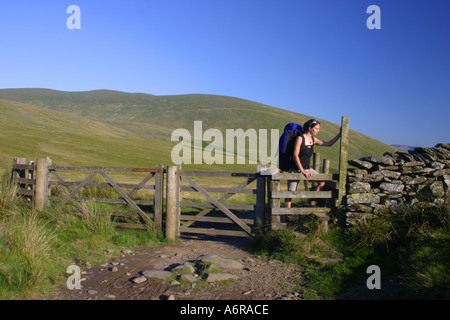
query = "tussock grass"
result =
(0, 172, 162, 299)
(248, 199, 449, 300)
(0, 173, 20, 217)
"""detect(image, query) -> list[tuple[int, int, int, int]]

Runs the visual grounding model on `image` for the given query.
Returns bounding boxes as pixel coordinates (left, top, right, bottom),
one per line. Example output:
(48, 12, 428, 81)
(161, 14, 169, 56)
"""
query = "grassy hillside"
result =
(0, 89, 397, 171)
(0, 98, 259, 172)
(0, 98, 173, 169)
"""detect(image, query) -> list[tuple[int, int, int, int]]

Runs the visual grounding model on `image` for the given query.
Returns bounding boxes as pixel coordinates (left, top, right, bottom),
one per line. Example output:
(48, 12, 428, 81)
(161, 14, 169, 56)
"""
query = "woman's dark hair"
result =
(303, 119, 321, 133)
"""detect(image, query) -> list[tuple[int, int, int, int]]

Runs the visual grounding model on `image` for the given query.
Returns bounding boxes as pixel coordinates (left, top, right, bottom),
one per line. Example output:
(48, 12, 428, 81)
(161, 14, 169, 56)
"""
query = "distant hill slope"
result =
(0, 88, 397, 171)
(0, 98, 176, 170)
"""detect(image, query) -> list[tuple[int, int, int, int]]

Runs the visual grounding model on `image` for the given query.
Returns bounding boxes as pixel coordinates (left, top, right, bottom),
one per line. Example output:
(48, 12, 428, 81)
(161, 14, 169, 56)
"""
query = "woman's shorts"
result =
(287, 168, 319, 192)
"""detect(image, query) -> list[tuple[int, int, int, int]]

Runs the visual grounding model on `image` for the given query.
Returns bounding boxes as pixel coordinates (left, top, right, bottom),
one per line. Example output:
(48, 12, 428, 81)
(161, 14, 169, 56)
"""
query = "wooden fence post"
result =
(255, 164, 266, 234)
(268, 175, 281, 230)
(28, 160, 35, 196)
(323, 159, 330, 174)
(176, 164, 182, 237)
(34, 157, 51, 211)
(313, 152, 321, 172)
(337, 116, 349, 206)
(165, 165, 178, 240)
(154, 163, 164, 231)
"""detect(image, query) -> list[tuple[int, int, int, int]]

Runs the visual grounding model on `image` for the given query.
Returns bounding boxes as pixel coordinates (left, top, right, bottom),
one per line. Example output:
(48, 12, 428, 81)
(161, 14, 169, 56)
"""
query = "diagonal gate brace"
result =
(181, 175, 253, 236)
(98, 171, 153, 227)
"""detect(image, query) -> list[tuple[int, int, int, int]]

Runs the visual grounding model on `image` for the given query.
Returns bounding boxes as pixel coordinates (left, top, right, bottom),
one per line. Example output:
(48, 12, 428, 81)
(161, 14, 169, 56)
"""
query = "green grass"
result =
(0, 172, 164, 299)
(247, 200, 449, 300)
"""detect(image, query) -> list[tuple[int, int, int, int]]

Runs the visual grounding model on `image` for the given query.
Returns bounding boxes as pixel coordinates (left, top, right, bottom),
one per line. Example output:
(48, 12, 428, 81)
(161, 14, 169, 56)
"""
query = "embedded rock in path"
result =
(141, 270, 172, 280)
(204, 273, 239, 282)
(132, 276, 147, 284)
(198, 254, 244, 270)
(174, 262, 196, 274)
(180, 274, 198, 283)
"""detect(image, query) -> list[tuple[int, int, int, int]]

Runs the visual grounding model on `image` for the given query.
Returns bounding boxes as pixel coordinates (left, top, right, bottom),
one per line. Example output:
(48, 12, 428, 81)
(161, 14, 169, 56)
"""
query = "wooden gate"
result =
(165, 165, 266, 239)
(48, 164, 164, 230)
(11, 158, 164, 230)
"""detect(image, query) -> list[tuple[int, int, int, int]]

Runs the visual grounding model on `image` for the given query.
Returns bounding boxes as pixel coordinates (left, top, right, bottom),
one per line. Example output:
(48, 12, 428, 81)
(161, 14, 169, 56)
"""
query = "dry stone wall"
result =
(344, 143, 450, 225)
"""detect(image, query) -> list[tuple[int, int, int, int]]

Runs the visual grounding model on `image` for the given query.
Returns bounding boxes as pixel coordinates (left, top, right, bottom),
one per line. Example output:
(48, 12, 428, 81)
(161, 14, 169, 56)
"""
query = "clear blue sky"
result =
(0, 0, 449, 147)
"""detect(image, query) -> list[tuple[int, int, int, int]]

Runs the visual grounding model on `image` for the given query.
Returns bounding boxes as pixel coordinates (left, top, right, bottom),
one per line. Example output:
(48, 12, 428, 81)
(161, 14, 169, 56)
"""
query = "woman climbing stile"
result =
(285, 119, 341, 209)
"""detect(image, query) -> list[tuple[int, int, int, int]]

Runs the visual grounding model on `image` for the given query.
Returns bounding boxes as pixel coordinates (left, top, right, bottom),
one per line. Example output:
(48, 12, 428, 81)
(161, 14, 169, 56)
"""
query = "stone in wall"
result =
(344, 143, 450, 225)
(348, 182, 371, 194)
(346, 193, 380, 205)
(379, 182, 404, 194)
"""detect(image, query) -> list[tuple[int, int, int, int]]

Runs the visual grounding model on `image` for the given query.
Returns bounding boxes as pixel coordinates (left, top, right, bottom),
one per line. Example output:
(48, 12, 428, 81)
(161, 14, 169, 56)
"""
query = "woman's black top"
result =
(294, 134, 314, 170)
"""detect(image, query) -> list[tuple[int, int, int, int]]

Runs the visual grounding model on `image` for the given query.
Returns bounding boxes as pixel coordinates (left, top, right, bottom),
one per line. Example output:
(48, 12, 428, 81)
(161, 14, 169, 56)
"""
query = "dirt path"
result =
(47, 235, 304, 300)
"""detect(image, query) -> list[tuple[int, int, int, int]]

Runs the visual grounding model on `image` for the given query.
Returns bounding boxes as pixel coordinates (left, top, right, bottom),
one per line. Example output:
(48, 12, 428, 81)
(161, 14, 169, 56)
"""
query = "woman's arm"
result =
(315, 127, 341, 147)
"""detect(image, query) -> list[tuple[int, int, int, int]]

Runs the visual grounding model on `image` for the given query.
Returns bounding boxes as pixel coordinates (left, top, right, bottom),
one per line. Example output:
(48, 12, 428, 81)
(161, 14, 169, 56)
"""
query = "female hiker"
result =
(285, 119, 341, 208)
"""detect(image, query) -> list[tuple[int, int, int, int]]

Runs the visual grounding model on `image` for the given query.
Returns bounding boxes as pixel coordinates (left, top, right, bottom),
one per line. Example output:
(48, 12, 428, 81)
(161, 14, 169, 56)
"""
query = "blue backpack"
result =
(278, 123, 303, 171)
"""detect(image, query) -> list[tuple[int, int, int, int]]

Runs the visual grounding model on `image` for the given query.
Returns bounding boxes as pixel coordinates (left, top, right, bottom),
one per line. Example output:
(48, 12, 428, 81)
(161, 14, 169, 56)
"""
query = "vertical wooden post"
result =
(176, 164, 182, 237)
(268, 176, 281, 230)
(34, 157, 51, 211)
(28, 160, 35, 195)
(255, 164, 266, 234)
(313, 152, 321, 172)
(165, 166, 178, 240)
(323, 159, 330, 174)
(337, 116, 349, 206)
(312, 152, 320, 190)
(154, 163, 164, 231)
